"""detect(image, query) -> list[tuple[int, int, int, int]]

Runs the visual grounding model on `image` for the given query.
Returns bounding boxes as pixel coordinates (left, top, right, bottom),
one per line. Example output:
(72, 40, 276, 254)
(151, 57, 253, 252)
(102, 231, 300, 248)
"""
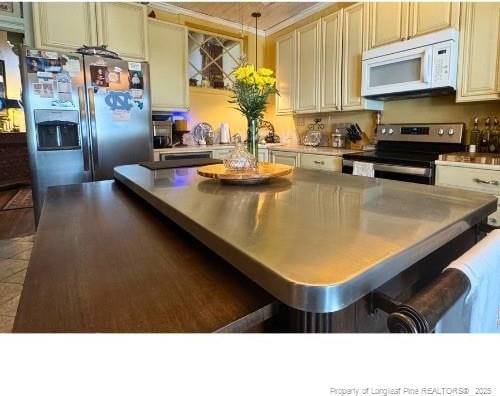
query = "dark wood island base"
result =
(13, 181, 279, 333)
(13, 171, 488, 333)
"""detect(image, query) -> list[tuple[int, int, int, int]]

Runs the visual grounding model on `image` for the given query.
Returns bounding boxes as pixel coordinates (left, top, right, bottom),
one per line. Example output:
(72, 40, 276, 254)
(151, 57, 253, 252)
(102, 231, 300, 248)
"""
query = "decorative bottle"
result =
(479, 117, 491, 153)
(489, 117, 499, 154)
(469, 117, 480, 153)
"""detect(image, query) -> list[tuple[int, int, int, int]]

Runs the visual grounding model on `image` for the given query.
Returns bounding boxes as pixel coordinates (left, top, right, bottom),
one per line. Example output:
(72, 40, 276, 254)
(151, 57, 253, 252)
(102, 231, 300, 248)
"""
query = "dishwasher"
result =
(159, 151, 212, 161)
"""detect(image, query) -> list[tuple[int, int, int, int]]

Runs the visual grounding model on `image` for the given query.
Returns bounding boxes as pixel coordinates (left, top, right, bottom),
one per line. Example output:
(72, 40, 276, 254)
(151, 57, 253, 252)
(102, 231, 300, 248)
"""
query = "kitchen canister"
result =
(175, 119, 188, 131)
(220, 123, 231, 144)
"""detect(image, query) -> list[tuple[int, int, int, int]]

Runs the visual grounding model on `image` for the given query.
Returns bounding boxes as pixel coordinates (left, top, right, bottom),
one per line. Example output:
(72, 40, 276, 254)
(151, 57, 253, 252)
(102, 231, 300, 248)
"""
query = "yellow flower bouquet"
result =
(229, 64, 279, 159)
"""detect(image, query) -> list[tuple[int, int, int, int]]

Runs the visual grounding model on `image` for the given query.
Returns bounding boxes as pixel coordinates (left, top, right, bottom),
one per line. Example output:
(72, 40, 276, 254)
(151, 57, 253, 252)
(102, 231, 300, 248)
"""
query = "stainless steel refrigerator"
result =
(20, 47, 152, 224)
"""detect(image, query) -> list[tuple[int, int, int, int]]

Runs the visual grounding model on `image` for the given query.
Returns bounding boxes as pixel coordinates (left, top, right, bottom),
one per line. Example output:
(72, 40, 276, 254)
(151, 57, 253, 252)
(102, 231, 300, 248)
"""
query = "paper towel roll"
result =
(175, 119, 188, 131)
(220, 123, 230, 144)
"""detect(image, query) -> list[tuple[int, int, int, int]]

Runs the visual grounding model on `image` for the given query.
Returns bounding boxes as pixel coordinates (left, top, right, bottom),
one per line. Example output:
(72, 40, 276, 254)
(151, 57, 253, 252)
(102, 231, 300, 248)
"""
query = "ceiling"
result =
(162, 2, 324, 33)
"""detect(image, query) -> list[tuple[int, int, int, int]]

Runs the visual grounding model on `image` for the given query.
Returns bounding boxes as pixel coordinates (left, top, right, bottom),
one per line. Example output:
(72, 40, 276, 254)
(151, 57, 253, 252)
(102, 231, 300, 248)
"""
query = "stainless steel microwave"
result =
(361, 28, 459, 100)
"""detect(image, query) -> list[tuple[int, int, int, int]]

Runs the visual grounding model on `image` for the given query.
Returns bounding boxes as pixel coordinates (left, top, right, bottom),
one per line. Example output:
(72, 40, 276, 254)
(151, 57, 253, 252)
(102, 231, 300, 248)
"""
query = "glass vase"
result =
(246, 117, 259, 162)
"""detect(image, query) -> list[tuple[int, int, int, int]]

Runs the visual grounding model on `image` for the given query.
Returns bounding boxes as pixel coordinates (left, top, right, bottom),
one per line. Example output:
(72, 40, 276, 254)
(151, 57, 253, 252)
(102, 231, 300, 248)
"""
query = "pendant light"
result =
(251, 11, 261, 68)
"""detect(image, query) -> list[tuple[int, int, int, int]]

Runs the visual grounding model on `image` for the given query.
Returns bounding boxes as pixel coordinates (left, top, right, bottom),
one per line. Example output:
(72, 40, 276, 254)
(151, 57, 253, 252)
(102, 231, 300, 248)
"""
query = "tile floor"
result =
(0, 235, 34, 332)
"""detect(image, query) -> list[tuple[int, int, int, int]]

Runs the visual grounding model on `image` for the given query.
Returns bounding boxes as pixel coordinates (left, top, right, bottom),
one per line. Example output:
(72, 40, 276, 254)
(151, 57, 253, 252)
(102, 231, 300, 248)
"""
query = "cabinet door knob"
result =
(314, 160, 325, 165)
(473, 178, 499, 186)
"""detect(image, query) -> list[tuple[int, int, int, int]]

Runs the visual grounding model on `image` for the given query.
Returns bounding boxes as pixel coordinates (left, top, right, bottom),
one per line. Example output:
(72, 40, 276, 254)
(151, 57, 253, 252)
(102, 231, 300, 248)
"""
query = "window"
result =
(188, 29, 242, 90)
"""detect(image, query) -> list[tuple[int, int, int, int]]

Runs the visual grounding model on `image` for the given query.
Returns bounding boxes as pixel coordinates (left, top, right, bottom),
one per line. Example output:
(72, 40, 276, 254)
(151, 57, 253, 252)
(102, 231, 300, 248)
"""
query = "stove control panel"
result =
(377, 123, 464, 144)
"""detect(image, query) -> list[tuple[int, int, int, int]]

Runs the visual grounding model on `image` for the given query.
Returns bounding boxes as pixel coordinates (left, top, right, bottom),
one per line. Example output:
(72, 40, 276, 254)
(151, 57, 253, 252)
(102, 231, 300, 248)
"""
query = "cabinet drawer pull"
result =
(314, 160, 325, 165)
(473, 178, 499, 186)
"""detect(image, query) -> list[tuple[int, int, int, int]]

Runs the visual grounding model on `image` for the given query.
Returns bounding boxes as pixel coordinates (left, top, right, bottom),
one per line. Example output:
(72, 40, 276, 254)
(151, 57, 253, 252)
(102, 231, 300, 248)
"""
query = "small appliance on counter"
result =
(152, 118, 172, 149)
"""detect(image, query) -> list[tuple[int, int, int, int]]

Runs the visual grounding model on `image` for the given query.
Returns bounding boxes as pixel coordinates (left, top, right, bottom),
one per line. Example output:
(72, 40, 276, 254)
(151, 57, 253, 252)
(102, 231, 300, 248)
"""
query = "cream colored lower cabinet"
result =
(148, 19, 189, 111)
(435, 163, 500, 227)
(270, 151, 300, 167)
(270, 150, 342, 172)
(456, 2, 500, 102)
(211, 148, 233, 160)
(258, 149, 269, 163)
(300, 153, 342, 172)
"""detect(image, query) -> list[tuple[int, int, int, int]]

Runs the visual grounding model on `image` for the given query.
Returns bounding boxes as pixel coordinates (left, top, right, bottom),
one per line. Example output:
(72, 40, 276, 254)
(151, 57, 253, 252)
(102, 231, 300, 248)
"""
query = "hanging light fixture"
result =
(251, 11, 261, 68)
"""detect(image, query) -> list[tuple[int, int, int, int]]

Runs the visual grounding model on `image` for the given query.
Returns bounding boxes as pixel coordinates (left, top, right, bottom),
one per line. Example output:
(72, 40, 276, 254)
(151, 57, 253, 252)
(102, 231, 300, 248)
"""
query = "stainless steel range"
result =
(342, 123, 465, 184)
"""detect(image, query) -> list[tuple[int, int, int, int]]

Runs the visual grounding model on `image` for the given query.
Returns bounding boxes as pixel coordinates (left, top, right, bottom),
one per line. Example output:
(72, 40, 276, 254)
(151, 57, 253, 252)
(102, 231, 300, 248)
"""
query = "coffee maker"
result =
(152, 118, 172, 148)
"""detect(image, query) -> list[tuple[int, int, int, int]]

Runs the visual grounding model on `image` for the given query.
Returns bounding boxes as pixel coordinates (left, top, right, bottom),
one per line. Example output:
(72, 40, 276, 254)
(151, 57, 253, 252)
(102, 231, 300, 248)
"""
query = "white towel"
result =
(353, 161, 375, 177)
(435, 229, 500, 333)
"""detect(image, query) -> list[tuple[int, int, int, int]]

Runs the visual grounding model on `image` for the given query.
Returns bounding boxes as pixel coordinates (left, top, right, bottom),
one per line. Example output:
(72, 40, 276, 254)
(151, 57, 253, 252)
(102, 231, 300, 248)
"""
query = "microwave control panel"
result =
(432, 41, 457, 88)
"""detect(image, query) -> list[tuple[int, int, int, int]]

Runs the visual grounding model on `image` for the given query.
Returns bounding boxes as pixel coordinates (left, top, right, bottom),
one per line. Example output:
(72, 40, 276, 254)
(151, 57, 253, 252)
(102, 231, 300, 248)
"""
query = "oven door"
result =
(342, 159, 434, 184)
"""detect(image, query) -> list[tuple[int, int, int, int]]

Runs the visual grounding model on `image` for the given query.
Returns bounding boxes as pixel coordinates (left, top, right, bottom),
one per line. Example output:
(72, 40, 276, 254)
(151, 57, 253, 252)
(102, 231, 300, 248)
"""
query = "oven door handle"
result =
(343, 160, 432, 177)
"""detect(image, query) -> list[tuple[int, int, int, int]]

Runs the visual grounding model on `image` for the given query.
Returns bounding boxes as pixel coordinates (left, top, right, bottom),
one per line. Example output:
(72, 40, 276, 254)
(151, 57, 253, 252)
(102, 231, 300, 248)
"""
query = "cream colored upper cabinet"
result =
(32, 2, 98, 51)
(148, 19, 189, 111)
(320, 10, 343, 112)
(408, 2, 459, 38)
(96, 3, 148, 61)
(368, 2, 459, 49)
(32, 2, 148, 61)
(295, 21, 321, 113)
(342, 3, 383, 111)
(368, 2, 409, 49)
(456, 3, 500, 102)
(275, 31, 296, 115)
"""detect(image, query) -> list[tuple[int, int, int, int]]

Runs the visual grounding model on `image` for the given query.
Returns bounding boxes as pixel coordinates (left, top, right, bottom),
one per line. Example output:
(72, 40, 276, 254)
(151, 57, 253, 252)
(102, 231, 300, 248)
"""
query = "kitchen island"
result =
(14, 164, 497, 332)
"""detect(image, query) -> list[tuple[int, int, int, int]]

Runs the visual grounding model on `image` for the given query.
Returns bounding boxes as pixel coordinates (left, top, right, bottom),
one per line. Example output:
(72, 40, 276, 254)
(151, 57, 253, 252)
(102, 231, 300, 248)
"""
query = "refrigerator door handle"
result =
(87, 87, 99, 169)
(78, 87, 90, 172)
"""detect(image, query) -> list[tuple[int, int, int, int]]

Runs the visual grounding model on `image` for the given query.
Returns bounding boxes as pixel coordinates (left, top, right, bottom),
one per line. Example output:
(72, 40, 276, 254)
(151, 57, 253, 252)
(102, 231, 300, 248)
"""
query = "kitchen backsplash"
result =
(281, 95, 500, 148)
(174, 92, 498, 148)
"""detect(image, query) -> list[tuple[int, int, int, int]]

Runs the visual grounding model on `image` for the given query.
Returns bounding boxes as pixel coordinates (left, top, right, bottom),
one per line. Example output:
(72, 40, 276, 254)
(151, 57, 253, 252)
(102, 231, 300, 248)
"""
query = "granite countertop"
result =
(154, 143, 362, 156)
(152, 143, 281, 153)
(267, 144, 361, 156)
(114, 164, 496, 313)
(437, 152, 500, 170)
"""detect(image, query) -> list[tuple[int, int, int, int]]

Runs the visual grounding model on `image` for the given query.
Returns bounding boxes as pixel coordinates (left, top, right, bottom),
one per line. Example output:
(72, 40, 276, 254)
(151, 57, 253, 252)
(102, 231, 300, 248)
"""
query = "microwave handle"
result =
(422, 48, 432, 83)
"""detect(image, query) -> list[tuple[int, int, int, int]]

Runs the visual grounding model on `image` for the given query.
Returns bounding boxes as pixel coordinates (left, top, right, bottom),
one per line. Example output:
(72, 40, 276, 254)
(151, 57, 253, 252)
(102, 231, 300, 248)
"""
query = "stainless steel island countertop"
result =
(114, 165, 497, 313)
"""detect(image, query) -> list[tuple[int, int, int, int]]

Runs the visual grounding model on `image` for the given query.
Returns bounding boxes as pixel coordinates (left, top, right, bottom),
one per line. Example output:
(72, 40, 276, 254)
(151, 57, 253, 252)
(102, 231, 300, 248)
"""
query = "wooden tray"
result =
(197, 162, 293, 185)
